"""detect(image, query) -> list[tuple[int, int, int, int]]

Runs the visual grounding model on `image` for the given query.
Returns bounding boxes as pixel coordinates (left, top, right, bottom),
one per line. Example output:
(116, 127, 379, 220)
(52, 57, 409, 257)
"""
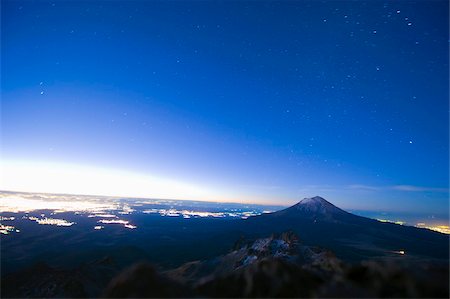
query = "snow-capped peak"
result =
(291, 196, 346, 216)
(298, 196, 330, 206)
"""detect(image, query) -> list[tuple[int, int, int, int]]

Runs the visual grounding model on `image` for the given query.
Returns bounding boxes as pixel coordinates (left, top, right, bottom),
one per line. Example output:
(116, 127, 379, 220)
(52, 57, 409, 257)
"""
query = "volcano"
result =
(238, 196, 449, 261)
(267, 196, 360, 222)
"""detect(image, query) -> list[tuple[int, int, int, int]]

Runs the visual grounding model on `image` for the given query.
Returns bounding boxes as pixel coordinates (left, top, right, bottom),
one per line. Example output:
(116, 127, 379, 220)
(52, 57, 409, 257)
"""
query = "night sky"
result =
(1, 1, 449, 214)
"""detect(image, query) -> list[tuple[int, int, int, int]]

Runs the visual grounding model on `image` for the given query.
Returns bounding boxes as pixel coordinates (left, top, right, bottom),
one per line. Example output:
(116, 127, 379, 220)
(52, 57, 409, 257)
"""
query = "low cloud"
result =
(391, 185, 449, 192)
(348, 184, 449, 193)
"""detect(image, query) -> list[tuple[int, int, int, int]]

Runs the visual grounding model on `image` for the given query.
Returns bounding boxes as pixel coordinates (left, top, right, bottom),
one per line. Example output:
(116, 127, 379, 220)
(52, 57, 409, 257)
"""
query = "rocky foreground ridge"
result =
(103, 232, 448, 298)
(4, 231, 445, 298)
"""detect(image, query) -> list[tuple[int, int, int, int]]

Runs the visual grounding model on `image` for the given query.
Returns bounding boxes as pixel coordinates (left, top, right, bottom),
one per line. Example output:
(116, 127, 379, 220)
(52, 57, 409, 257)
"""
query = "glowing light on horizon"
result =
(415, 223, 450, 234)
(142, 208, 261, 218)
(98, 219, 129, 224)
(0, 224, 19, 235)
(377, 219, 450, 234)
(377, 219, 404, 225)
(0, 160, 282, 205)
(98, 219, 137, 229)
(0, 160, 221, 202)
(27, 216, 75, 226)
(88, 214, 117, 218)
(0, 194, 117, 213)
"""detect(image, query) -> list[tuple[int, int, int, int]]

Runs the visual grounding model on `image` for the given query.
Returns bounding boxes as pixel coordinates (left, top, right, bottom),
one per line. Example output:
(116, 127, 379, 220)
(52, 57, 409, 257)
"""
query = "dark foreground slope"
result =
(100, 232, 450, 298)
(4, 232, 448, 298)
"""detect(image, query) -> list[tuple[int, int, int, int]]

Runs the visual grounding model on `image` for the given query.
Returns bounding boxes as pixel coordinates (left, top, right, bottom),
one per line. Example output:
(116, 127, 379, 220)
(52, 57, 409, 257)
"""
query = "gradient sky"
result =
(1, 1, 449, 214)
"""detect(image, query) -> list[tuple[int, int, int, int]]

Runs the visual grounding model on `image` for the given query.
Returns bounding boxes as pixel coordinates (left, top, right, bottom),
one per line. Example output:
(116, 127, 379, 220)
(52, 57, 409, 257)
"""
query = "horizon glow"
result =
(0, 160, 240, 203)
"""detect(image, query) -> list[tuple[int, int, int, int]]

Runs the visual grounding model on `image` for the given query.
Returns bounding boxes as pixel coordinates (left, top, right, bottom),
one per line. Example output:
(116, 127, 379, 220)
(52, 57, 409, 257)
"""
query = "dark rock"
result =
(102, 262, 192, 298)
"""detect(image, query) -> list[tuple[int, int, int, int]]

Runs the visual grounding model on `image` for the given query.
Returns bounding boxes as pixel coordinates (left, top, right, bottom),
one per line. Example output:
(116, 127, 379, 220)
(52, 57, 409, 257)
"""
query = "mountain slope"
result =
(267, 196, 368, 222)
(238, 196, 449, 261)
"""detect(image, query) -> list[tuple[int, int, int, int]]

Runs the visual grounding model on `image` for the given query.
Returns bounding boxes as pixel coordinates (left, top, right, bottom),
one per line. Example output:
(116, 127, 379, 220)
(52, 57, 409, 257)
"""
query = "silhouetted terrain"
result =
(3, 231, 448, 298)
(2, 197, 449, 298)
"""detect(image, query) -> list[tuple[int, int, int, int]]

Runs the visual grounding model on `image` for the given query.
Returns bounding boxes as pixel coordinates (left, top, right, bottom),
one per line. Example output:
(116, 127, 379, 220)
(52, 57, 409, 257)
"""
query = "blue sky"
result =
(1, 1, 448, 214)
